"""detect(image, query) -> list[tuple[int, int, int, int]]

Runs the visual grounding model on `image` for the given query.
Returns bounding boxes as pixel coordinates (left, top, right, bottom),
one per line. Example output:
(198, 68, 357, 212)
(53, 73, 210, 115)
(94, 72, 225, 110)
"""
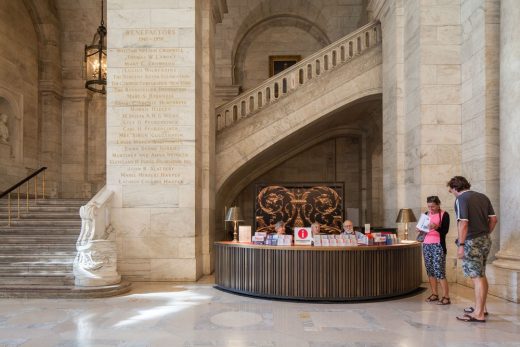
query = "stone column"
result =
(107, 0, 203, 281)
(61, 89, 92, 198)
(38, 87, 63, 198)
(490, 0, 520, 303)
(368, 0, 406, 226)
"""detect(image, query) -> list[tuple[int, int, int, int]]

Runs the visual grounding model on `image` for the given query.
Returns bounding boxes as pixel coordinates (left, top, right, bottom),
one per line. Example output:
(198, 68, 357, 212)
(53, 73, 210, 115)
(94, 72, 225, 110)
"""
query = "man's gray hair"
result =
(274, 221, 284, 229)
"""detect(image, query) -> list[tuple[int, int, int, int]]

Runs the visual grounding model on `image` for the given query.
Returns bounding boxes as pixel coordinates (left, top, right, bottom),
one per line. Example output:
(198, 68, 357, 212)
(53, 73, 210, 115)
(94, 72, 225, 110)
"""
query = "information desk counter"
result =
(215, 241, 422, 301)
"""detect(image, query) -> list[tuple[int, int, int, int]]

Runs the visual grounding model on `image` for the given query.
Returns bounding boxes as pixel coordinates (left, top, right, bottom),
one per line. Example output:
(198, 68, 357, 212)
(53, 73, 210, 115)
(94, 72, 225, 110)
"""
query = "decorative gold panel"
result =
(254, 184, 343, 234)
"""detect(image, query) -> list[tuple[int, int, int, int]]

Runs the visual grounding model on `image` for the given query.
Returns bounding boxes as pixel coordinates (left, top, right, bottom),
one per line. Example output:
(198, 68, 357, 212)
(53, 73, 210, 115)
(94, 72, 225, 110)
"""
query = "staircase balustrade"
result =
(216, 21, 381, 132)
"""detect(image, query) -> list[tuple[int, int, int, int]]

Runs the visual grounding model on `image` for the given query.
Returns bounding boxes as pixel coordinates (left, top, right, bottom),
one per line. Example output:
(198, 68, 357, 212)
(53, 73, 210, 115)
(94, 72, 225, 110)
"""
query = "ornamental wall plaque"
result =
(254, 183, 344, 234)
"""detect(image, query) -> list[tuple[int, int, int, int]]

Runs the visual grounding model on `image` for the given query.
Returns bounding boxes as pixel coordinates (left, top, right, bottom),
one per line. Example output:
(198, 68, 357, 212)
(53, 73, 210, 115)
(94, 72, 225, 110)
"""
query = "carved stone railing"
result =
(216, 21, 381, 132)
(73, 186, 121, 287)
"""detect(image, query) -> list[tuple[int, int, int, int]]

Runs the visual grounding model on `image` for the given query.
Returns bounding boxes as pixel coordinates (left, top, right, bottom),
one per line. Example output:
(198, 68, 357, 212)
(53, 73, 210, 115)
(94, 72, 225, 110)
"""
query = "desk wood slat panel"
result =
(215, 242, 422, 301)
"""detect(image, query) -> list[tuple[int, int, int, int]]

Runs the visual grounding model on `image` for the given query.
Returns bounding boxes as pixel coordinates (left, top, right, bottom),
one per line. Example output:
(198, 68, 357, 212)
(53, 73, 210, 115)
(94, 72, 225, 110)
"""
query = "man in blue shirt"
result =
(447, 176, 497, 323)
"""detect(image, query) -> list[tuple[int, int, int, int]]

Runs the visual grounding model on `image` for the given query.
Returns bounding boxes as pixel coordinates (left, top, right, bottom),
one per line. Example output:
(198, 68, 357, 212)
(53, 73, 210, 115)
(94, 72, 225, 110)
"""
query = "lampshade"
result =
(225, 206, 244, 222)
(395, 208, 417, 223)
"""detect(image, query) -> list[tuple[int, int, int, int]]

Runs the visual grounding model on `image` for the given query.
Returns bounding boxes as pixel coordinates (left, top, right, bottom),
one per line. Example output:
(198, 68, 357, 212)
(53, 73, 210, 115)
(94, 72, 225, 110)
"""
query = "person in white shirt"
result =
(341, 220, 364, 239)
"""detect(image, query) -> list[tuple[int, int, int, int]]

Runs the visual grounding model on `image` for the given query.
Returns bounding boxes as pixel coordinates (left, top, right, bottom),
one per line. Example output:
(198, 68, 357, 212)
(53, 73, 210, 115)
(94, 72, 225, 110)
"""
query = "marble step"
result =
(0, 264, 73, 274)
(0, 244, 76, 254)
(2, 219, 81, 227)
(0, 254, 76, 263)
(0, 227, 80, 235)
(0, 205, 80, 213)
(0, 211, 80, 219)
(0, 214, 80, 221)
(0, 281, 132, 299)
(0, 258, 73, 265)
(0, 235, 78, 244)
(0, 274, 75, 285)
(0, 199, 87, 206)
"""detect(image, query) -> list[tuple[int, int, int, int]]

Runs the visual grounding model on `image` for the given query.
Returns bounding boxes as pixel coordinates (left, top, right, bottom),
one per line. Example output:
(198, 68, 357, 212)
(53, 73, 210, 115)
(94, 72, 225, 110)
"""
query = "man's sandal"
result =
(464, 306, 488, 316)
(425, 294, 439, 302)
(456, 314, 486, 323)
(437, 297, 451, 305)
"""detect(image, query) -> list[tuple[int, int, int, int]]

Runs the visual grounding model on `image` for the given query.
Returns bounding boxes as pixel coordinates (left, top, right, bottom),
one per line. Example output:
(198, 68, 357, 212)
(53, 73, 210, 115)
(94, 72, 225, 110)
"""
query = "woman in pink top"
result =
(419, 196, 451, 305)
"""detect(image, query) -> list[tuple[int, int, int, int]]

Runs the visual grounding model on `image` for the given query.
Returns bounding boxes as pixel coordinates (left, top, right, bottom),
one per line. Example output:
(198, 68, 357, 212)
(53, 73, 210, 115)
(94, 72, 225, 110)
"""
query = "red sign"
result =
(298, 228, 308, 239)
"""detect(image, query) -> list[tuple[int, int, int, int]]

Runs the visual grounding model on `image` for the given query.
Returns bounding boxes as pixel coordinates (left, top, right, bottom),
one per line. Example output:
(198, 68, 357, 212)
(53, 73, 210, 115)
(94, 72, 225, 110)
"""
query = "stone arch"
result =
(233, 14, 331, 86)
(22, 0, 62, 86)
(217, 126, 367, 213)
(230, 0, 331, 86)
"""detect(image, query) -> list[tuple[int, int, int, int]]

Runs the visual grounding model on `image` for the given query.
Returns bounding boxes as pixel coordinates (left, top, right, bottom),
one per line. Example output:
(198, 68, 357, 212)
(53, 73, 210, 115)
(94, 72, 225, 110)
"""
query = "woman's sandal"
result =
(425, 294, 439, 302)
(464, 306, 489, 316)
(437, 297, 451, 305)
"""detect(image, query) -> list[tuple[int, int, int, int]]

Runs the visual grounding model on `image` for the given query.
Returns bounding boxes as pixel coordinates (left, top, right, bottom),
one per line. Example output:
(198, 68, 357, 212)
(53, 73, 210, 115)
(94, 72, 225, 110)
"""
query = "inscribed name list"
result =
(108, 29, 194, 186)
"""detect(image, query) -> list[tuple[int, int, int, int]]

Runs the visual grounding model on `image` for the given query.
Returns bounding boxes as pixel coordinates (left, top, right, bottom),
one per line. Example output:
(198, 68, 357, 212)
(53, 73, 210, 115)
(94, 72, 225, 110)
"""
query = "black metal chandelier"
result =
(84, 0, 107, 94)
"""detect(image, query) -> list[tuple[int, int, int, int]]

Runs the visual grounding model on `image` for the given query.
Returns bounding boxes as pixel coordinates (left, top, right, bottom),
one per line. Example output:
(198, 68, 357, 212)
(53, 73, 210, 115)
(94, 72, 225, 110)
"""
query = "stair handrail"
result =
(1, 166, 48, 227)
(216, 20, 381, 132)
(0, 167, 47, 199)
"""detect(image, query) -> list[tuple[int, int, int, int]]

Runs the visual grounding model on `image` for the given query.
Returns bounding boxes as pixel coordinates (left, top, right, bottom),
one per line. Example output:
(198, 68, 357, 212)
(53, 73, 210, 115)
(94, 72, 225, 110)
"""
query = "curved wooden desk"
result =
(215, 241, 422, 301)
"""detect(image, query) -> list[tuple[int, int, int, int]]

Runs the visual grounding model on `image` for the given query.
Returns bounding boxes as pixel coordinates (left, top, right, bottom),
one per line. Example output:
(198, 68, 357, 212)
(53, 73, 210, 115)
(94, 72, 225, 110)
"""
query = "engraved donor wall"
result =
(107, 3, 200, 281)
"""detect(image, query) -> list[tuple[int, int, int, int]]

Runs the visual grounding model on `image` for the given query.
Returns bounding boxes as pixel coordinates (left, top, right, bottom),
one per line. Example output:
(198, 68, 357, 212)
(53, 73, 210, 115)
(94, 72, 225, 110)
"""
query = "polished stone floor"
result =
(0, 278, 519, 347)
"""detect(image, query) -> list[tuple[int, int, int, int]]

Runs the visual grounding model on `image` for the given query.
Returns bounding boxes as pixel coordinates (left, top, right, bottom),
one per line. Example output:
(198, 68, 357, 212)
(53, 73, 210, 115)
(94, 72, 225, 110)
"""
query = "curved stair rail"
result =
(216, 21, 381, 132)
(0, 167, 47, 227)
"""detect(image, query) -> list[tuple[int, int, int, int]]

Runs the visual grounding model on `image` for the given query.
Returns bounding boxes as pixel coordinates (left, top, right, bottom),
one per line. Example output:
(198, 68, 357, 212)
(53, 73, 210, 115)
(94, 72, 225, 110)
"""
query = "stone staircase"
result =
(0, 198, 131, 298)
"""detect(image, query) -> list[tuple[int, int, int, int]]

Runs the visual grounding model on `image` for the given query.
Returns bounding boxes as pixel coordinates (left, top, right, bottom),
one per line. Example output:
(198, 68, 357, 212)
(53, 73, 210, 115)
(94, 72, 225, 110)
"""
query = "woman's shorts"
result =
(423, 243, 446, 279)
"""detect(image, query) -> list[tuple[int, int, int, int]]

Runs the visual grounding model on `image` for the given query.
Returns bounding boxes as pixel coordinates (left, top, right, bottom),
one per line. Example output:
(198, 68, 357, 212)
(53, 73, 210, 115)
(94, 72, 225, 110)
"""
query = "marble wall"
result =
(487, 0, 520, 303)
(0, 0, 109, 199)
(460, 0, 500, 259)
(0, 1, 39, 191)
(371, 0, 463, 282)
(106, 0, 207, 281)
(369, 0, 405, 227)
(56, 0, 108, 198)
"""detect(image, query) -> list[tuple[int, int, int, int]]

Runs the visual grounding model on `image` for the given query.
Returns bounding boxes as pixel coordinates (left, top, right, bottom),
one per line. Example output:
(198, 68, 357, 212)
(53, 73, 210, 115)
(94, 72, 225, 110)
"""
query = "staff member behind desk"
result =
(341, 220, 364, 239)
(273, 221, 286, 235)
(311, 222, 321, 237)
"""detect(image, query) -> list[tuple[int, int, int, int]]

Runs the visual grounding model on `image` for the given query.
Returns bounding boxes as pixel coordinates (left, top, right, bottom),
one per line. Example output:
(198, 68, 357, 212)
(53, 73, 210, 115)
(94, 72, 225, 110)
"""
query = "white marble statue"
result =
(0, 113, 9, 144)
(73, 187, 121, 287)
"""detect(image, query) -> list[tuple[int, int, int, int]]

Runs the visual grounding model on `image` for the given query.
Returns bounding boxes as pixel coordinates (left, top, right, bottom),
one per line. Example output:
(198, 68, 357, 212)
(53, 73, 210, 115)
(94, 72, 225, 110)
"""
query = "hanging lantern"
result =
(84, 0, 106, 94)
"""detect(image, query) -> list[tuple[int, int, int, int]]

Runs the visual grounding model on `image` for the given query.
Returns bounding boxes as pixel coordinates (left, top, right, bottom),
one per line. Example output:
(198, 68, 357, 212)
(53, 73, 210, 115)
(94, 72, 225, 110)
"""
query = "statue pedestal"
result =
(74, 240, 121, 287)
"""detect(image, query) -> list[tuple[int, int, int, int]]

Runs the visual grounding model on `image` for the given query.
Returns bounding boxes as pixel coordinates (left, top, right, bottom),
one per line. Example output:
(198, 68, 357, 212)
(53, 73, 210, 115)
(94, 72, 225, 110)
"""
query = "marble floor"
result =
(0, 279, 519, 347)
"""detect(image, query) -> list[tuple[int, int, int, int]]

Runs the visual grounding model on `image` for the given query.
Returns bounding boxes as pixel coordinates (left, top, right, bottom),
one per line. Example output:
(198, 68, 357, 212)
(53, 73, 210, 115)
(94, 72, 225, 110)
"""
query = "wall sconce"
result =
(395, 208, 417, 240)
